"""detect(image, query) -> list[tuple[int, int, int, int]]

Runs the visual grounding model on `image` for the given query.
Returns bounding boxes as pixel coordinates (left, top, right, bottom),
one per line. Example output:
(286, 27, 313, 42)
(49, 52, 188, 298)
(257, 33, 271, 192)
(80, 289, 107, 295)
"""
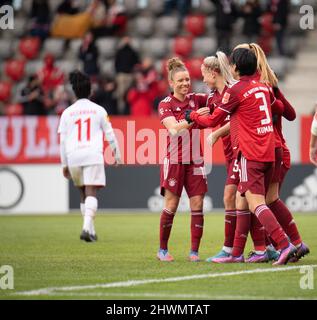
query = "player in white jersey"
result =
(58, 71, 121, 242)
(310, 108, 317, 166)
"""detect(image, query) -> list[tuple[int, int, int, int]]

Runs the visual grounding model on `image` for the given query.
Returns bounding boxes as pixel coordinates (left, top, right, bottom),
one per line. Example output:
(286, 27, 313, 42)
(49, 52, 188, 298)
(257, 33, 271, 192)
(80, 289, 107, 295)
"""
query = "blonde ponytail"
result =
(203, 51, 234, 86)
(167, 57, 187, 81)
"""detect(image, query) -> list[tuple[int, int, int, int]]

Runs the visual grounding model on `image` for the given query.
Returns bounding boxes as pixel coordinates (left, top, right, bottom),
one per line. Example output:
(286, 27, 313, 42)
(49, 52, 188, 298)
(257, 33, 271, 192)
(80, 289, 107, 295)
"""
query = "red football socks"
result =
(224, 210, 237, 248)
(268, 199, 302, 246)
(159, 209, 175, 250)
(254, 204, 289, 250)
(250, 214, 266, 252)
(232, 210, 251, 257)
(191, 210, 204, 252)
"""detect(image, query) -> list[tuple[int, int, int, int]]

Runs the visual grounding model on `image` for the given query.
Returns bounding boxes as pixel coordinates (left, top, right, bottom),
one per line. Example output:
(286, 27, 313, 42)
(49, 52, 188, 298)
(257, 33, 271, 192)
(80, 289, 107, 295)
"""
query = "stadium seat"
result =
(43, 39, 65, 59)
(141, 38, 169, 59)
(96, 37, 118, 59)
(123, 0, 140, 16)
(185, 14, 206, 37)
(0, 81, 12, 102)
(25, 60, 43, 76)
(55, 60, 77, 75)
(147, 0, 164, 15)
(5, 59, 26, 82)
(0, 40, 13, 59)
(5, 103, 24, 116)
(185, 57, 204, 80)
(68, 39, 83, 58)
(19, 37, 41, 60)
(155, 16, 179, 37)
(12, 17, 27, 37)
(194, 0, 215, 14)
(173, 36, 193, 57)
(134, 16, 155, 37)
(193, 37, 217, 57)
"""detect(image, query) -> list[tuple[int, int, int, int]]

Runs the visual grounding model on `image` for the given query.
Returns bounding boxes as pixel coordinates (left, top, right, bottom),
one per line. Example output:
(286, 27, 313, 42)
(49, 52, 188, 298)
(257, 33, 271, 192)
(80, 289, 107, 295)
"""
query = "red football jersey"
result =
(190, 76, 276, 162)
(159, 93, 208, 163)
(207, 88, 234, 161)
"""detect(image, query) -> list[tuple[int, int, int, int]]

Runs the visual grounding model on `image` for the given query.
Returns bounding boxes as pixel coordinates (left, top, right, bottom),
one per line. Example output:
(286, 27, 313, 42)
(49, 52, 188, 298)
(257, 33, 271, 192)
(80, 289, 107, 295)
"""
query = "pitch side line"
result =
(40, 292, 317, 300)
(14, 264, 317, 296)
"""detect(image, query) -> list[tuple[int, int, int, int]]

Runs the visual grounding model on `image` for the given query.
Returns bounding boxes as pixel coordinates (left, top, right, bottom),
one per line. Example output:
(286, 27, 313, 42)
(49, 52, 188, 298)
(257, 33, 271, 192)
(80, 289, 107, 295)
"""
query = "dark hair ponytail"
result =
(230, 48, 257, 76)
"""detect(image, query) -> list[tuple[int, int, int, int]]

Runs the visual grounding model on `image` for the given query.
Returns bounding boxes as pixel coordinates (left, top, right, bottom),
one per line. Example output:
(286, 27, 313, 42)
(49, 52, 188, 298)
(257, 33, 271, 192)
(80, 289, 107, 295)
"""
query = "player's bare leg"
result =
(188, 194, 204, 262)
(157, 189, 179, 262)
(80, 185, 98, 242)
(207, 184, 237, 262)
(266, 182, 309, 262)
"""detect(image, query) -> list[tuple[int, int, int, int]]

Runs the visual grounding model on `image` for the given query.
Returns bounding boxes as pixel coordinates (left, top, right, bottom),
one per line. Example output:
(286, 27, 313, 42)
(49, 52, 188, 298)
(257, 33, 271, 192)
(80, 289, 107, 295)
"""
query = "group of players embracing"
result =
(157, 43, 310, 265)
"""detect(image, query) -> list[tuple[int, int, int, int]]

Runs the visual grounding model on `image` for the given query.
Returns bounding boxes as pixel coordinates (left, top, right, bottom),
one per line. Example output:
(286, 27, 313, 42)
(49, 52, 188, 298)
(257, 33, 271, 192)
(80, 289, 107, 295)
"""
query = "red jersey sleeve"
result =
(274, 87, 296, 121)
(158, 97, 174, 122)
(190, 88, 240, 127)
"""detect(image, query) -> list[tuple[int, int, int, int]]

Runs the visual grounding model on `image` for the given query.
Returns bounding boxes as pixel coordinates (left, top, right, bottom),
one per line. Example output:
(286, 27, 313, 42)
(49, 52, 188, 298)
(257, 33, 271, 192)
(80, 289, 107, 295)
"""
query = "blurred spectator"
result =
(163, 0, 191, 26)
(241, 0, 263, 43)
(53, 85, 73, 115)
(19, 74, 46, 115)
(78, 32, 100, 80)
(127, 57, 159, 116)
(29, 0, 51, 41)
(114, 37, 140, 114)
(57, 0, 80, 15)
(269, 0, 290, 56)
(210, 0, 238, 54)
(37, 54, 65, 94)
(88, 0, 127, 38)
(92, 77, 118, 115)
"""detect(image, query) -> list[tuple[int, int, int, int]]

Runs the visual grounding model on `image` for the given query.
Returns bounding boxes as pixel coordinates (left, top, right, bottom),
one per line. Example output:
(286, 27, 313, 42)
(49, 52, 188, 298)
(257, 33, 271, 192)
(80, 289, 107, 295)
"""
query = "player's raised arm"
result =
(101, 112, 122, 165)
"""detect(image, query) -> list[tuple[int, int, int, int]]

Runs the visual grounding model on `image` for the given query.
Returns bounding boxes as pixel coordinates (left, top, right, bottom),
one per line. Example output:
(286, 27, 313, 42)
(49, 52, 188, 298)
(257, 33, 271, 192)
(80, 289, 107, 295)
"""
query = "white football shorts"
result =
(69, 165, 106, 187)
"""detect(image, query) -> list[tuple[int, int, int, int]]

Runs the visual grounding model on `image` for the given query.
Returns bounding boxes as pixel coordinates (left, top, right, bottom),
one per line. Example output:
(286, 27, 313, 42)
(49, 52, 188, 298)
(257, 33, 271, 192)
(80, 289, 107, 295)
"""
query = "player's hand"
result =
(207, 132, 219, 147)
(196, 107, 210, 116)
(310, 147, 317, 166)
(63, 166, 71, 179)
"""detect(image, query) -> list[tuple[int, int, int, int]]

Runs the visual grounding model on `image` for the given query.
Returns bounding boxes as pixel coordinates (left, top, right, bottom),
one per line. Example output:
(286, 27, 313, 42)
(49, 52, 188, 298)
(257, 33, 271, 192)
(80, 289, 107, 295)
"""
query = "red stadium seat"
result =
(185, 14, 206, 37)
(185, 57, 204, 80)
(19, 37, 40, 60)
(5, 103, 23, 116)
(5, 59, 25, 82)
(173, 36, 193, 58)
(0, 81, 12, 102)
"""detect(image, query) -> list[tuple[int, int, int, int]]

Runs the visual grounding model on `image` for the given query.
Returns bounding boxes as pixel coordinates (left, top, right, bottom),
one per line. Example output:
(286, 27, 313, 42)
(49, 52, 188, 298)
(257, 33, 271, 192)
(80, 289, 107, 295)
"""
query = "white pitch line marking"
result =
(14, 264, 317, 296)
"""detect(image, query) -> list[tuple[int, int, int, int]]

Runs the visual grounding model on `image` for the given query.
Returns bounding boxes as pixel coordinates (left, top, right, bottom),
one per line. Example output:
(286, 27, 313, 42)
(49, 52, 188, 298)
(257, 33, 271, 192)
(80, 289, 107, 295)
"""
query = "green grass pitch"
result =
(0, 213, 316, 300)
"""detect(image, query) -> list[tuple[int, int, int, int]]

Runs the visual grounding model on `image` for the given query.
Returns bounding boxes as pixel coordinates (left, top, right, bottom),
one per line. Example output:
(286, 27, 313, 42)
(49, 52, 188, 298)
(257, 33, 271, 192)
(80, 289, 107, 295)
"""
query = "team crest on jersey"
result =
(168, 178, 177, 187)
(222, 92, 231, 104)
(189, 100, 195, 108)
(159, 108, 164, 115)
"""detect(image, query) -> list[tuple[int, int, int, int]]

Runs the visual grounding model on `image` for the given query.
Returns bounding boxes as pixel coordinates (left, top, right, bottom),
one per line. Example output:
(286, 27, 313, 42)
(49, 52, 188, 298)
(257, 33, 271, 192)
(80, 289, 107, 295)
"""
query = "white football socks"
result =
(83, 196, 97, 235)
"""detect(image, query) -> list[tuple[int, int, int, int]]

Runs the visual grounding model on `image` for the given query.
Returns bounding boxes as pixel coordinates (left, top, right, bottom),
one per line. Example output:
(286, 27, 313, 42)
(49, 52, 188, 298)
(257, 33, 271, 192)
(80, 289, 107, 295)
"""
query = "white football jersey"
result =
(58, 98, 111, 167)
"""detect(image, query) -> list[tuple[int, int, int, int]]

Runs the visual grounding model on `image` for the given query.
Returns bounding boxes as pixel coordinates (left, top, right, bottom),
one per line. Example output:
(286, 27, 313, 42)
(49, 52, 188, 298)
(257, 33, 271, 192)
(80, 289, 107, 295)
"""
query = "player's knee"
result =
(190, 196, 204, 211)
(223, 191, 236, 209)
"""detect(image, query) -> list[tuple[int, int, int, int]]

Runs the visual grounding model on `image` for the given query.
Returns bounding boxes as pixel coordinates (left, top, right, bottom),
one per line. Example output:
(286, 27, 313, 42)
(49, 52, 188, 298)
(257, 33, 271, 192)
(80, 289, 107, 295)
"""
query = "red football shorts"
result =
(225, 158, 240, 186)
(160, 158, 208, 198)
(238, 155, 274, 197)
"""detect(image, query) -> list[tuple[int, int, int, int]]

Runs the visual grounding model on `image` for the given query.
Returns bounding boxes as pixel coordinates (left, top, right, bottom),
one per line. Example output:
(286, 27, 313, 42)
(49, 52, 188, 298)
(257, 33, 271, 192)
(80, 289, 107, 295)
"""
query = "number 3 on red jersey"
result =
(255, 92, 271, 125)
(75, 118, 91, 141)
